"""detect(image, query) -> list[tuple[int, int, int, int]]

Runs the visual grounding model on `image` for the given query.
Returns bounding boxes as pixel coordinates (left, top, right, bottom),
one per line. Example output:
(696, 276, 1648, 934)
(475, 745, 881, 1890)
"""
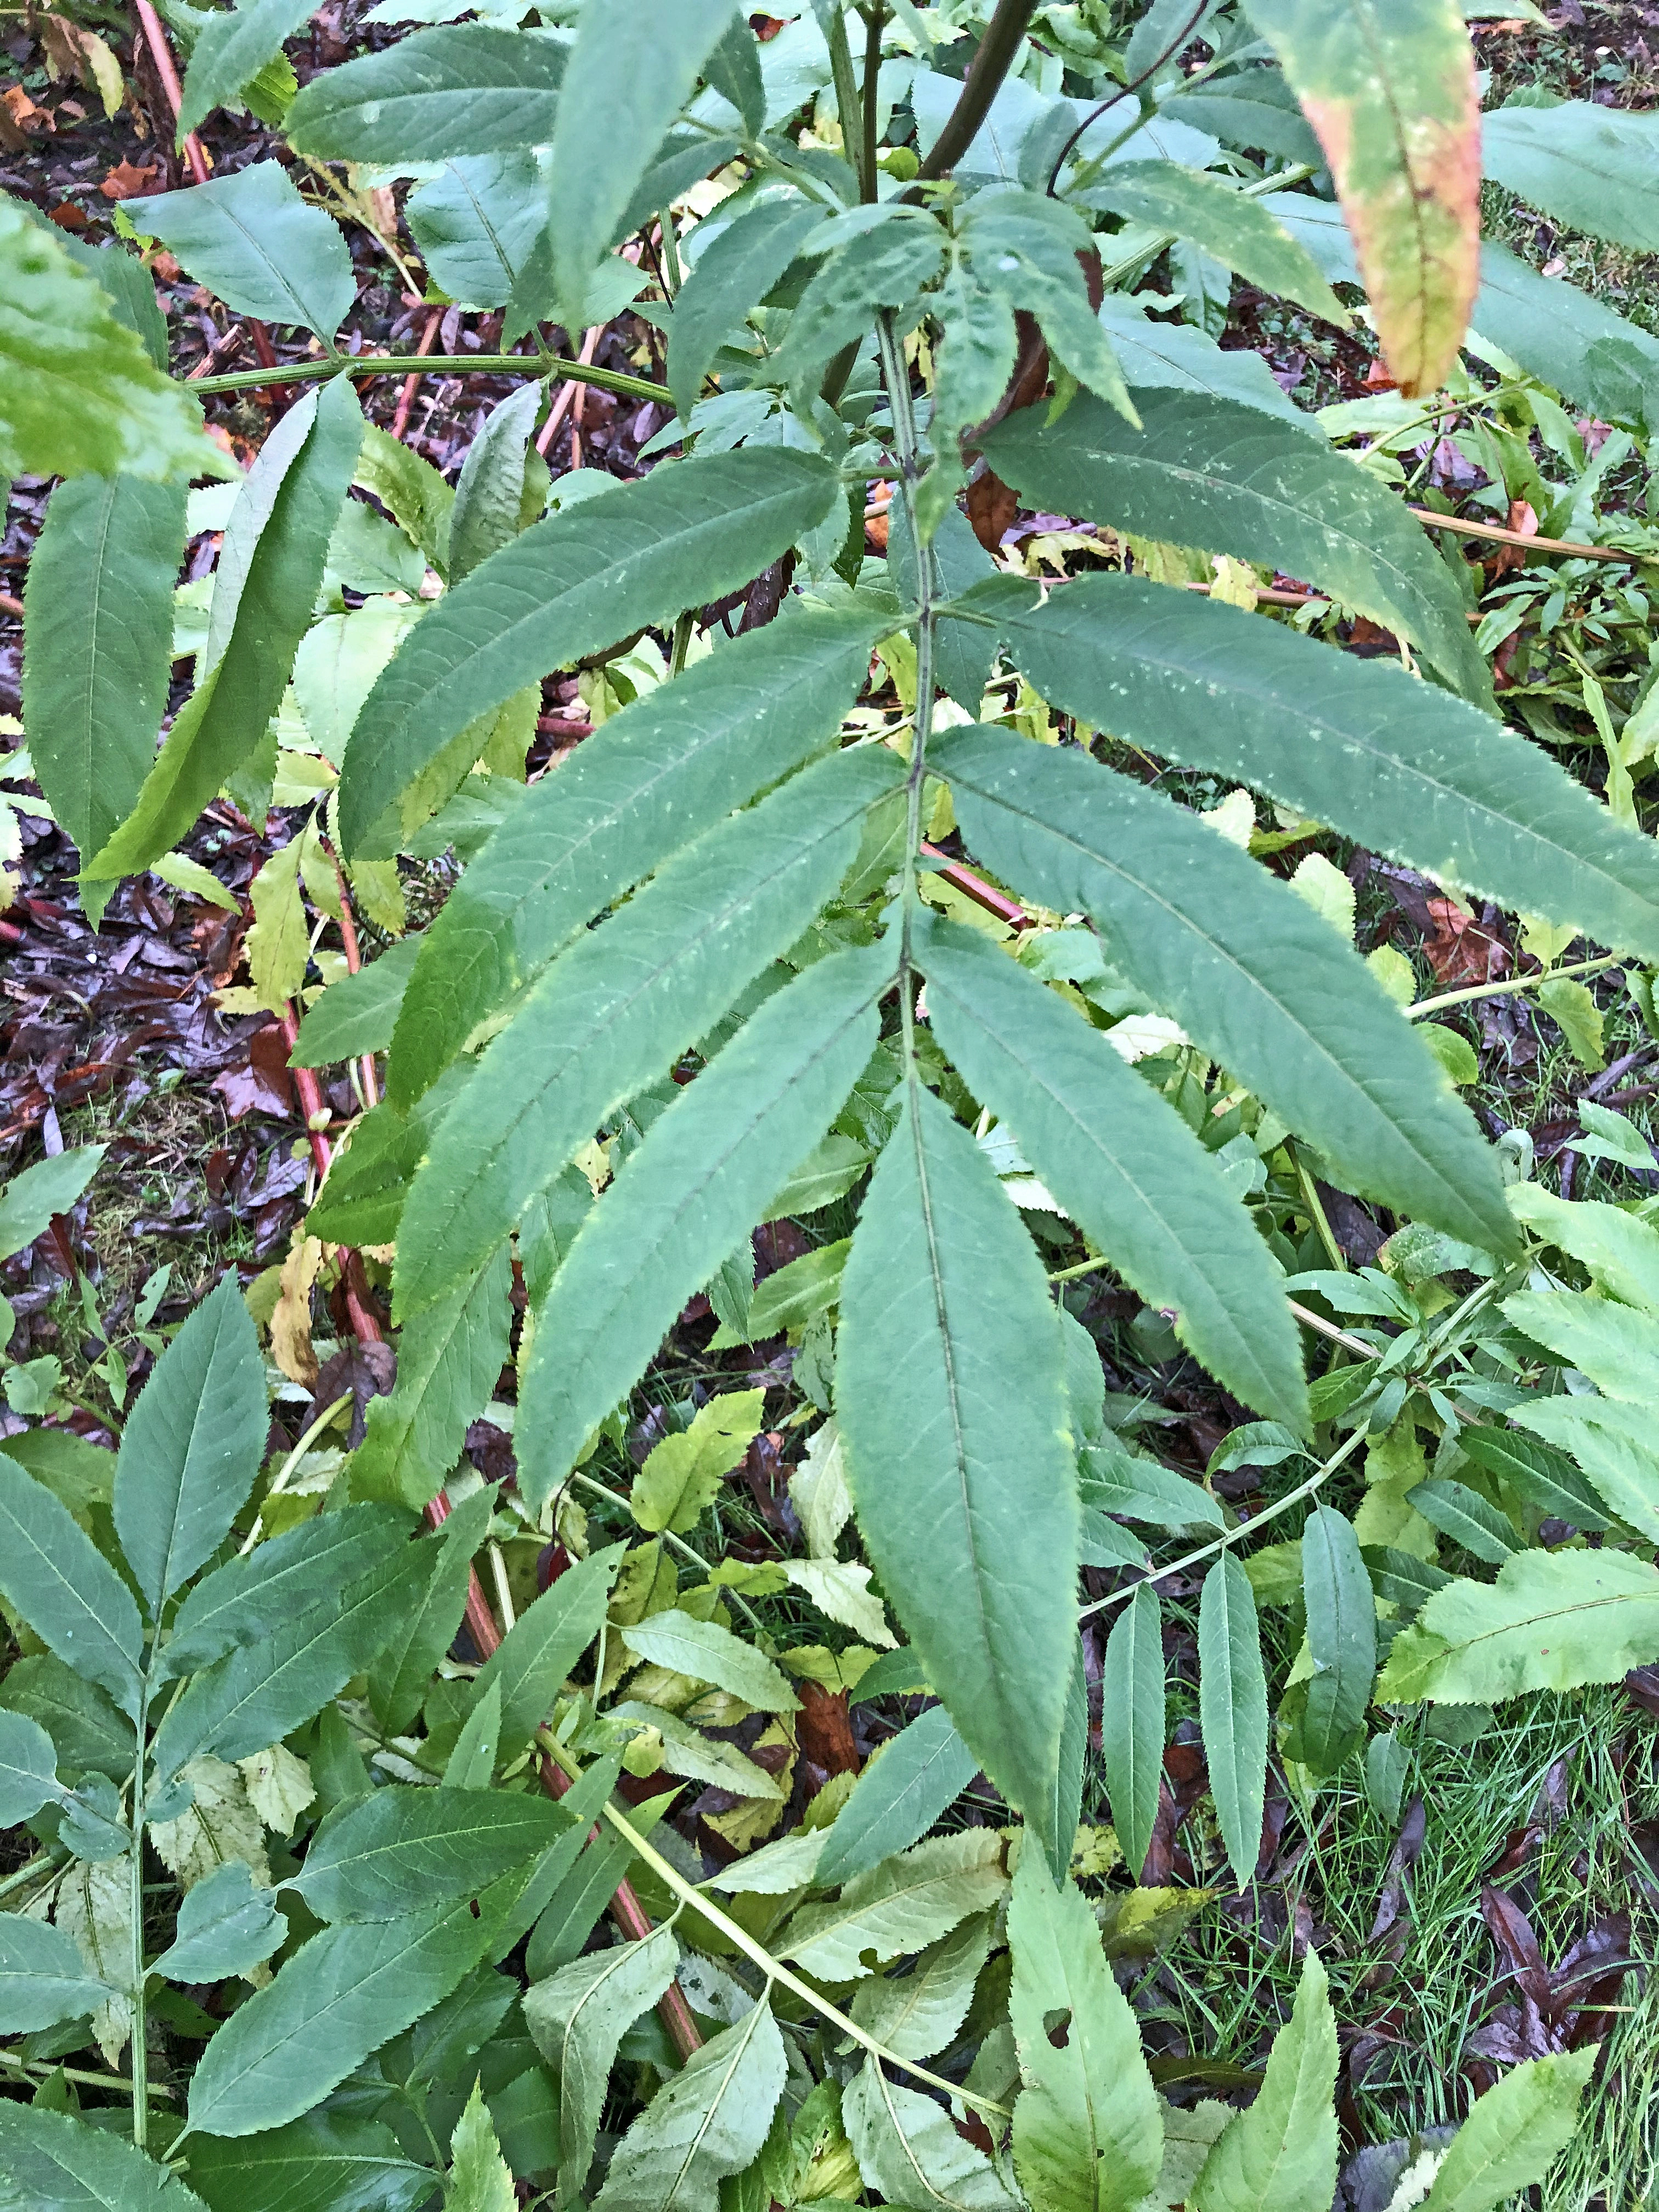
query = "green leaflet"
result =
(291, 934, 423, 1065)
(780, 1830, 1007, 1982)
(1417, 2049, 1595, 2212)
(979, 391, 1489, 703)
(0, 2104, 208, 2210)
(285, 26, 567, 160)
(473, 1542, 622, 1754)
(837, 1077, 1080, 1838)
(393, 744, 898, 1317)
(449, 383, 546, 581)
(1508, 1183, 1659, 1313)
(151, 1860, 286, 1985)
(593, 2000, 788, 2212)
(338, 447, 838, 859)
(522, 1924, 679, 2203)
(185, 1878, 518, 2138)
(0, 1656, 131, 1783)
(934, 723, 1516, 1258)
(0, 1912, 111, 2034)
(405, 155, 548, 313)
(40, 216, 168, 370)
(668, 196, 827, 422)
(178, 0, 318, 136)
(294, 1786, 571, 1921)
(514, 941, 893, 1506)
(960, 189, 1137, 427)
(544, 0, 736, 332)
(1512, 1397, 1659, 1543)
(767, 218, 946, 393)
(368, 1487, 495, 1736)
(1458, 1424, 1611, 1535)
(1470, 239, 1659, 431)
(0, 1453, 143, 1719)
(844, 2058, 1019, 2212)
(1081, 1443, 1225, 1533)
(353, 1247, 514, 1508)
(520, 1767, 656, 1978)
(186, 2112, 431, 2212)
(445, 2085, 516, 2212)
(92, 378, 363, 880)
(1240, 0, 1479, 397)
(813, 1701, 980, 1888)
(0, 1708, 59, 1826)
(149, 1541, 429, 1782)
(976, 573, 1659, 965)
(914, 912, 1307, 1427)
(356, 422, 454, 572)
(620, 1610, 799, 1711)
(850, 1911, 993, 2064)
(112, 1277, 268, 1616)
(1406, 1479, 1520, 1565)
(0, 1147, 104, 1263)
(21, 474, 185, 879)
(388, 607, 882, 1107)
(0, 195, 219, 483)
(128, 163, 354, 341)
(157, 1504, 412, 1683)
(1483, 100, 1659, 256)
(1098, 1582, 1164, 1881)
(1007, 1852, 1163, 2212)
(1378, 1549, 1659, 1704)
(1082, 163, 1344, 323)
(1293, 1506, 1374, 1774)
(1198, 1554, 1268, 1889)
(1098, 295, 1314, 427)
(1503, 1290, 1659, 1403)
(1191, 1950, 1338, 2212)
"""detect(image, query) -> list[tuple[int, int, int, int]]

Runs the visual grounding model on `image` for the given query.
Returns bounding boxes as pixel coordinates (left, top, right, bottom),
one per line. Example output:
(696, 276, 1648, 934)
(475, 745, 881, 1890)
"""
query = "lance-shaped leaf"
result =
(974, 574, 1659, 964)
(295, 1786, 571, 1922)
(149, 1541, 428, 1782)
(128, 163, 354, 341)
(1199, 1555, 1268, 1889)
(404, 154, 547, 314)
(1471, 239, 1659, 430)
(851, 1912, 994, 2066)
(1378, 1549, 1659, 1705)
(1241, 0, 1479, 396)
(814, 1702, 981, 1888)
(523, 1924, 679, 2203)
(339, 447, 837, 858)
(594, 2000, 788, 2212)
(390, 608, 880, 1108)
(0, 1146, 104, 1263)
(93, 379, 362, 879)
(178, 0, 318, 137)
(979, 391, 1488, 702)
(187, 2113, 431, 2212)
(780, 1830, 1006, 1982)
(0, 1708, 60, 1826)
(185, 1878, 519, 2139)
(621, 1610, 799, 1712)
(353, 1248, 514, 1509)
(1099, 1582, 1164, 1882)
(515, 942, 893, 1506)
(448, 383, 544, 582)
(844, 2058, 1020, 2212)
(1293, 1506, 1374, 1775)
(668, 195, 827, 422)
(935, 723, 1516, 1257)
(766, 218, 947, 394)
(1008, 1850, 1163, 2212)
(1191, 1950, 1338, 2212)
(836, 1079, 1079, 1833)
(1084, 163, 1345, 323)
(0, 1454, 143, 1719)
(915, 912, 1307, 1427)
(368, 1488, 494, 1737)
(22, 475, 185, 884)
(544, 0, 736, 332)
(1511, 1397, 1659, 1544)
(286, 25, 567, 160)
(0, 1912, 111, 2033)
(1459, 1421, 1610, 1536)
(396, 747, 895, 1316)
(113, 1276, 267, 1616)
(151, 1860, 286, 1984)
(158, 1503, 411, 1683)
(1483, 100, 1659, 257)
(473, 1542, 622, 1753)
(0, 198, 221, 483)
(961, 189, 1136, 425)
(1503, 1290, 1659, 1404)
(1418, 2047, 1595, 2212)
(0, 2104, 209, 2209)
(292, 934, 422, 1066)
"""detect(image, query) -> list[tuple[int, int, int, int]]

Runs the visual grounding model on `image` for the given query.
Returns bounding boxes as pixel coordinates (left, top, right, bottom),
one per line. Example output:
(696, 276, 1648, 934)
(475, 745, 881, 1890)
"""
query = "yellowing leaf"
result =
(1289, 851, 1355, 941)
(236, 1745, 314, 1837)
(788, 1418, 854, 1559)
(630, 1390, 764, 1534)
(1243, 0, 1480, 396)
(245, 836, 311, 1014)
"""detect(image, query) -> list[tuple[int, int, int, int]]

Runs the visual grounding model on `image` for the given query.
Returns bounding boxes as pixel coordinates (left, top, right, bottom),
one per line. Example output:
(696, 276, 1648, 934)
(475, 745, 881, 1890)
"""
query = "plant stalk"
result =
(861, 3, 885, 202)
(915, 0, 1040, 183)
(1405, 952, 1619, 1022)
(129, 1678, 150, 2149)
(184, 353, 667, 404)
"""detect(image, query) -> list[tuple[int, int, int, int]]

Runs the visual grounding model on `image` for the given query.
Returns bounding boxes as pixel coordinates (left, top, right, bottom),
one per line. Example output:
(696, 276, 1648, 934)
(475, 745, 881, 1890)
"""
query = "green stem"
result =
(874, 311, 935, 984)
(1077, 1425, 1369, 1622)
(825, 2, 867, 200)
(0, 2047, 172, 2096)
(0, 1851, 57, 1904)
(1405, 952, 1618, 1022)
(861, 3, 885, 203)
(1094, 163, 1316, 286)
(129, 1678, 150, 2150)
(565, 1471, 766, 1634)
(184, 353, 667, 404)
(537, 1734, 1011, 2120)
